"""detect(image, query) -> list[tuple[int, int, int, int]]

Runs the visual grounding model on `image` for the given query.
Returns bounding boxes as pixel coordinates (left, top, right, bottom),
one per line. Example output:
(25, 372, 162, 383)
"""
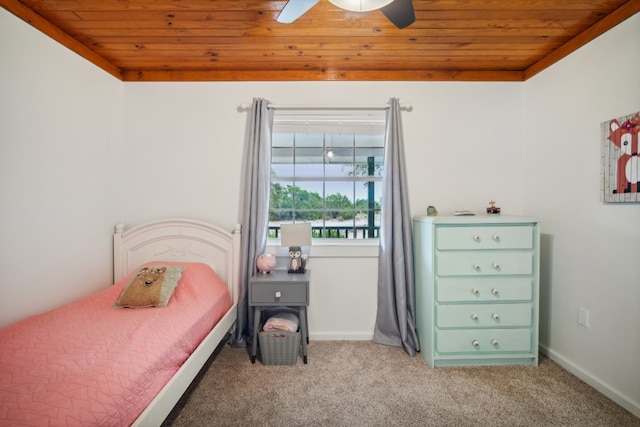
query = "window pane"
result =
(295, 133, 323, 148)
(354, 181, 380, 206)
(325, 147, 354, 177)
(273, 132, 294, 147)
(270, 111, 386, 240)
(327, 134, 354, 147)
(314, 225, 348, 239)
(292, 181, 323, 221)
(269, 181, 293, 222)
(356, 134, 384, 148)
(325, 181, 354, 205)
(272, 147, 293, 177)
(295, 148, 324, 177)
(355, 148, 384, 178)
(326, 210, 354, 232)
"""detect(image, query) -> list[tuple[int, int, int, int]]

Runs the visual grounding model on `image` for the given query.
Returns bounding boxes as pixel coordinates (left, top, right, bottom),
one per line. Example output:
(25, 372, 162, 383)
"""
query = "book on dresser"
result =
(413, 215, 540, 367)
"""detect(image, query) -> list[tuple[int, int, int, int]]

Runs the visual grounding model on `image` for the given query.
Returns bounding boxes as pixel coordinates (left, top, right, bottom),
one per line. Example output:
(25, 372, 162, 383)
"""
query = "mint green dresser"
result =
(413, 215, 539, 367)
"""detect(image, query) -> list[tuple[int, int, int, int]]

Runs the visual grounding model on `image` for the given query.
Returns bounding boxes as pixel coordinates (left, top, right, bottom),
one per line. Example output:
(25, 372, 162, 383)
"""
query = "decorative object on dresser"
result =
(413, 215, 539, 367)
(256, 253, 277, 274)
(486, 200, 501, 214)
(280, 223, 312, 273)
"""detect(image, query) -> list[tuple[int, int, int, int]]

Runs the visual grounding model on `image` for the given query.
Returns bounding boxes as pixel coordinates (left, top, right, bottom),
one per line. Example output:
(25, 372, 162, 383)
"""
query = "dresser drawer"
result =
(436, 329, 533, 354)
(436, 277, 532, 302)
(436, 225, 533, 250)
(437, 251, 533, 276)
(250, 282, 309, 305)
(436, 303, 533, 328)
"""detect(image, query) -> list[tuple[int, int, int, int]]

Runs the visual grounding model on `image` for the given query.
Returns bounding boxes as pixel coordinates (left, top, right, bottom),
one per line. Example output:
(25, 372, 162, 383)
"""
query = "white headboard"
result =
(113, 219, 241, 304)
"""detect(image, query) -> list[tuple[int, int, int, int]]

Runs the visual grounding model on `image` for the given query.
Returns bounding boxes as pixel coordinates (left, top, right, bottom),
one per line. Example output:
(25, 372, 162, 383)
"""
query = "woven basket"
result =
(258, 330, 300, 365)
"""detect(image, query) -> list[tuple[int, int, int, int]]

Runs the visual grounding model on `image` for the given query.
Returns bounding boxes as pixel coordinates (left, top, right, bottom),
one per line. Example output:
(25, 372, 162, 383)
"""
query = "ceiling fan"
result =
(277, 0, 416, 29)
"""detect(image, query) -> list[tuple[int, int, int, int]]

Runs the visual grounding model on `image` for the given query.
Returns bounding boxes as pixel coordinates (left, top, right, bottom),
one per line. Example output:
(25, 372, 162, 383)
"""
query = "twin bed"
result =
(0, 219, 241, 426)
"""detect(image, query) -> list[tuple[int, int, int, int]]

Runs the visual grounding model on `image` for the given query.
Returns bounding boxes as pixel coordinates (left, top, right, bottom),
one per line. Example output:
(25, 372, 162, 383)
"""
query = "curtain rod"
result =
(238, 103, 412, 112)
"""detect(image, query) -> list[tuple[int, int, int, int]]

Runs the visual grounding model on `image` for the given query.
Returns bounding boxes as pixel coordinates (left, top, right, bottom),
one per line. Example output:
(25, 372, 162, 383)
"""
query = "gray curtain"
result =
(232, 98, 272, 347)
(373, 98, 420, 356)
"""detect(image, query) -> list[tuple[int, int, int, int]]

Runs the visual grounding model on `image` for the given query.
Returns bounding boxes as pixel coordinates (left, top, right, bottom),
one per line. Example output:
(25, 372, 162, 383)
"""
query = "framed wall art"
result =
(601, 111, 640, 203)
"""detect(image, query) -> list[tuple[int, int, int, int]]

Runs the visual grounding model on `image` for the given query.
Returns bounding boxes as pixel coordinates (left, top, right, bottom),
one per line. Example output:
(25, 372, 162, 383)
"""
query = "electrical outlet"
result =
(578, 307, 590, 327)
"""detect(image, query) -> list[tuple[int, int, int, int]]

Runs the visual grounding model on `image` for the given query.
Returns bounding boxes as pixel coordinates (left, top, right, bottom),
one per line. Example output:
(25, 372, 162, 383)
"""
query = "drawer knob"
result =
(492, 234, 500, 242)
(492, 262, 501, 270)
(471, 288, 479, 295)
(473, 264, 481, 271)
(492, 313, 500, 320)
(491, 288, 499, 296)
(274, 291, 281, 302)
(471, 313, 479, 320)
(491, 339, 499, 346)
(473, 235, 480, 242)
(472, 340, 480, 347)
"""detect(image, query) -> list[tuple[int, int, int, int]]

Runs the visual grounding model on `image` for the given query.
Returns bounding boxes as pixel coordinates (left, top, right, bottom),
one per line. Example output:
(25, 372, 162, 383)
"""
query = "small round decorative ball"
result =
(256, 253, 277, 274)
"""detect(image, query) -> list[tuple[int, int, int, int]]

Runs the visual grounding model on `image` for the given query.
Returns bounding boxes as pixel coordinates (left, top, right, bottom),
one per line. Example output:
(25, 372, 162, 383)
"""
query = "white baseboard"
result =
(309, 332, 374, 341)
(539, 344, 640, 418)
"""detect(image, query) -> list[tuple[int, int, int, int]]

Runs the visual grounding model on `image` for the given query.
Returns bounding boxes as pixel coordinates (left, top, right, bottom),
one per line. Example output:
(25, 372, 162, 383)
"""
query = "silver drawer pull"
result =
(492, 313, 500, 320)
(274, 291, 281, 302)
(472, 340, 480, 347)
(492, 234, 500, 242)
(491, 288, 499, 295)
(471, 288, 479, 295)
(473, 235, 480, 242)
(471, 313, 479, 320)
(492, 262, 501, 270)
(491, 339, 499, 346)
(473, 264, 481, 271)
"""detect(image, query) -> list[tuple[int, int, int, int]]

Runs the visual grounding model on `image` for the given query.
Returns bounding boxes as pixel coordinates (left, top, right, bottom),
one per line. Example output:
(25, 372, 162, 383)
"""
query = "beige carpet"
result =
(163, 341, 639, 427)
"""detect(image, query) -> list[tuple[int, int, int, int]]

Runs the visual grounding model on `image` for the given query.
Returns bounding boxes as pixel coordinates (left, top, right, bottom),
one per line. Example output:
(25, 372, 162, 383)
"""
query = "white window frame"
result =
(269, 108, 387, 242)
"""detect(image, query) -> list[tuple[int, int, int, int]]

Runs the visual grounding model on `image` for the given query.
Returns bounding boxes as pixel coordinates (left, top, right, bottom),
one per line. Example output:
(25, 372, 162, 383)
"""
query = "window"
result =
(269, 109, 386, 239)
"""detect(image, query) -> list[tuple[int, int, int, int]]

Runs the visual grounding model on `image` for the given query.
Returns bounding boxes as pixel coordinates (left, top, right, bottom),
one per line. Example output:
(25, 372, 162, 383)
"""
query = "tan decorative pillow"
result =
(114, 265, 184, 308)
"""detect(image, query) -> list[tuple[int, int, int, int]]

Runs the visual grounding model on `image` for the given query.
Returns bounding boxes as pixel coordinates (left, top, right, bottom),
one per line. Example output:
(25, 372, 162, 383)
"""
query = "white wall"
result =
(523, 13, 640, 416)
(0, 9, 123, 327)
(121, 81, 525, 228)
(121, 81, 524, 339)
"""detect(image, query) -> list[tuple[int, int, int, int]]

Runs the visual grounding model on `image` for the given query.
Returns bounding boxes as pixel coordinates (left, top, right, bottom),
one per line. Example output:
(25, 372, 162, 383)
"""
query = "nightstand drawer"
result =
(250, 282, 309, 305)
(436, 277, 533, 302)
(437, 251, 533, 276)
(436, 225, 533, 250)
(436, 303, 533, 328)
(436, 329, 533, 354)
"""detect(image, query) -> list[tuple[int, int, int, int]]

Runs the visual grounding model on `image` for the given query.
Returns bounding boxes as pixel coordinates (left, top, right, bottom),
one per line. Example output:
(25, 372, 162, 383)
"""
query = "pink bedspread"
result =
(0, 262, 232, 426)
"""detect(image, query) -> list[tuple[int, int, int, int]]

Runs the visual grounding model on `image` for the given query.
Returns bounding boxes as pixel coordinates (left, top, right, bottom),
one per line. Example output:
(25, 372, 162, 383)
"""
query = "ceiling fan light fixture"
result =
(329, 0, 394, 12)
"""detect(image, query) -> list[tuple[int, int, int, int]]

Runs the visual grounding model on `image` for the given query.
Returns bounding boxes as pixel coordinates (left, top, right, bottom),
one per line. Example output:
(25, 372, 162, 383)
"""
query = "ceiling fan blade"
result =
(277, 0, 320, 24)
(381, 0, 415, 29)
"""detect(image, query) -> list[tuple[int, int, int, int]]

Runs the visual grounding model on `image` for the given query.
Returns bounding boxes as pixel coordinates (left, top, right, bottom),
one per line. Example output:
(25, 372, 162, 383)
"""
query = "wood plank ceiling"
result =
(2, 0, 639, 82)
